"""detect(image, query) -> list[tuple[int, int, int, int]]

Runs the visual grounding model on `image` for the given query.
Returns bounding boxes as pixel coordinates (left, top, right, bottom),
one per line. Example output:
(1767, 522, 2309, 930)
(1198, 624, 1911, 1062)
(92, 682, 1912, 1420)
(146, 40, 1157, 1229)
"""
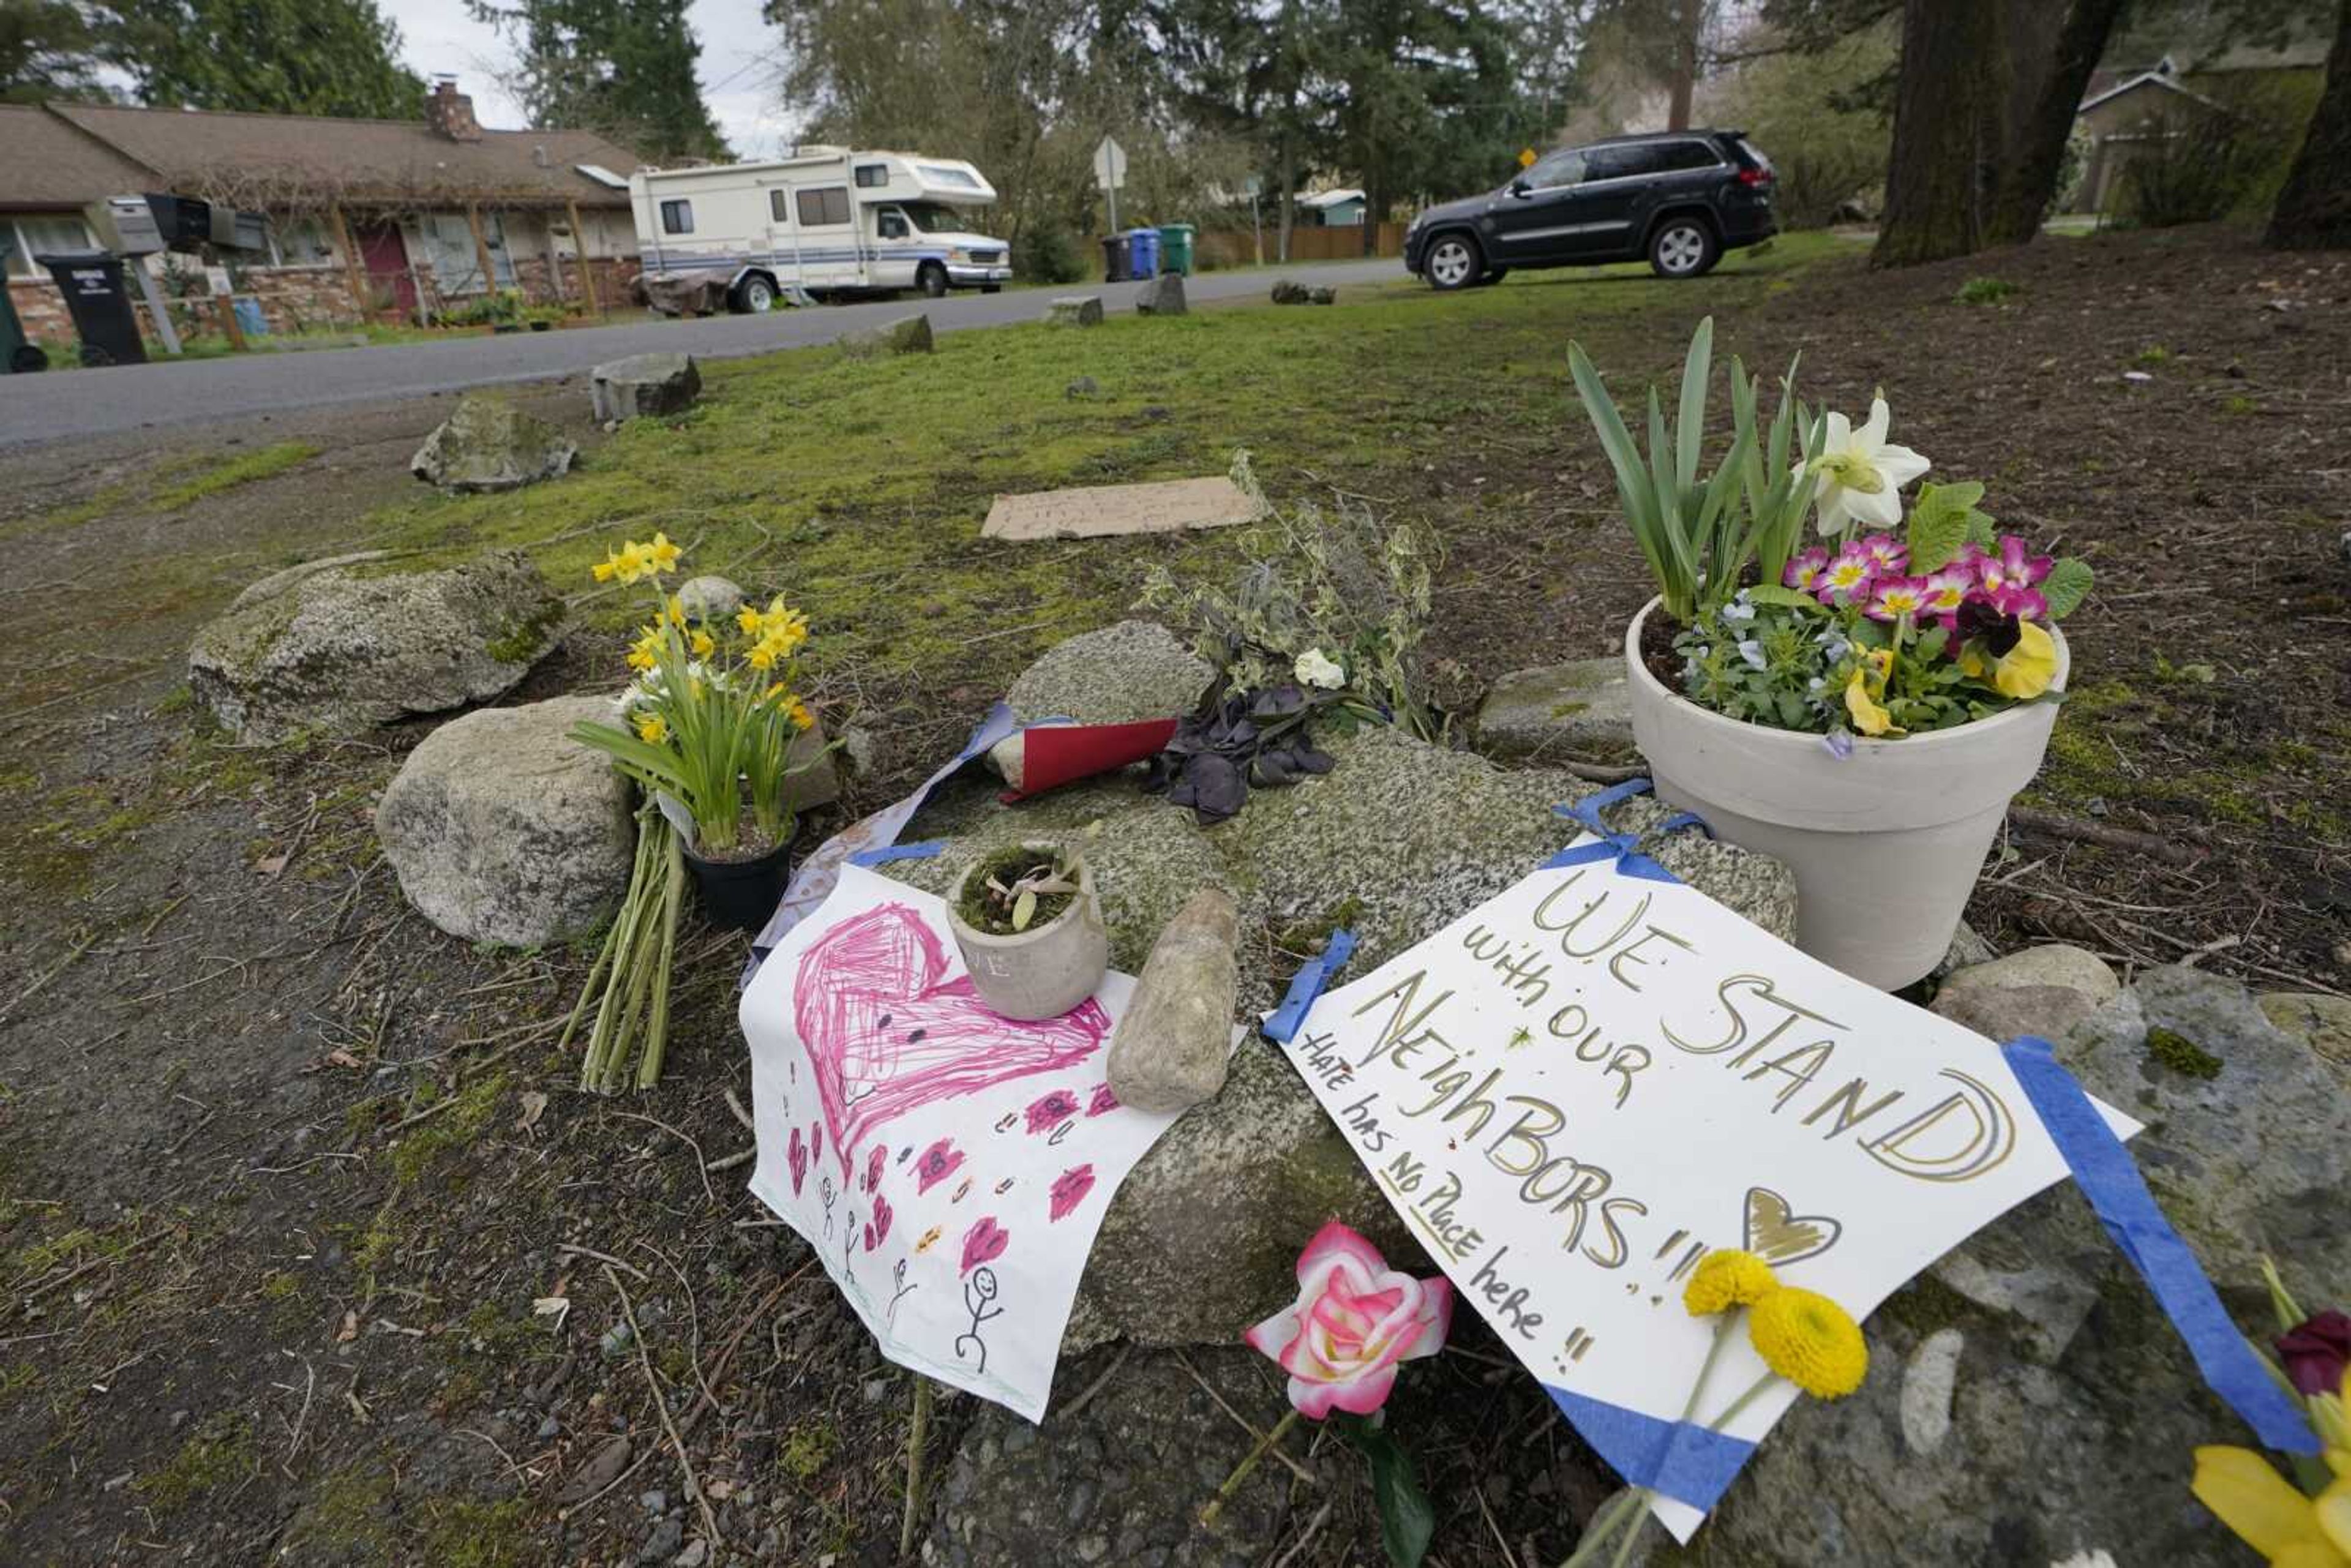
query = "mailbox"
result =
(142, 192, 213, 250)
(85, 195, 165, 257)
(208, 206, 269, 252)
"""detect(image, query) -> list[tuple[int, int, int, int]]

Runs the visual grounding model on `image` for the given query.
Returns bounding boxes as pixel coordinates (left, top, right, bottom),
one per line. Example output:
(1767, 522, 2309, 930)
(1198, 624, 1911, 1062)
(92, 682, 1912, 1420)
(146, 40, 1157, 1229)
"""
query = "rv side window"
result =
(854, 164, 888, 188)
(659, 199, 692, 234)
(795, 187, 850, 226)
(769, 189, 790, 223)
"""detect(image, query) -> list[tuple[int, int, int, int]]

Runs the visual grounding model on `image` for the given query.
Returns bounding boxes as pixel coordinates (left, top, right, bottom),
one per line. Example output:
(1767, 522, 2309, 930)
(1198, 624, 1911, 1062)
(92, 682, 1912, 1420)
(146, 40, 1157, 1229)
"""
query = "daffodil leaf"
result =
(2042, 558, 2094, 620)
(1743, 585, 1819, 610)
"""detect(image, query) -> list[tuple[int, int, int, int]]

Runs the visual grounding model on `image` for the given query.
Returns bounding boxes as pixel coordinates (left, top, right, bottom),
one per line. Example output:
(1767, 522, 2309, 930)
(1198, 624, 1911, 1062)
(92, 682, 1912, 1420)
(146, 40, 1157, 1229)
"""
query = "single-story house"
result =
(4, 81, 648, 347)
(1295, 187, 1367, 227)
(2071, 39, 2330, 213)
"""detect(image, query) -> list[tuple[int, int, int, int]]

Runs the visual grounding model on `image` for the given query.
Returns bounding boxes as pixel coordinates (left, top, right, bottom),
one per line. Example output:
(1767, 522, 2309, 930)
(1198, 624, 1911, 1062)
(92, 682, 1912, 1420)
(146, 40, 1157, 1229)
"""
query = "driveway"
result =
(0, 257, 1406, 449)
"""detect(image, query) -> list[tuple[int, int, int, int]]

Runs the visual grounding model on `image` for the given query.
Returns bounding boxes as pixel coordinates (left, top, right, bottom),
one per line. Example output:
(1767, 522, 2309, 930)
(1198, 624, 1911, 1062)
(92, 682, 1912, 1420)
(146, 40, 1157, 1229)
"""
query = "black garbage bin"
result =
(38, 250, 148, 367)
(0, 236, 47, 372)
(1100, 233, 1131, 283)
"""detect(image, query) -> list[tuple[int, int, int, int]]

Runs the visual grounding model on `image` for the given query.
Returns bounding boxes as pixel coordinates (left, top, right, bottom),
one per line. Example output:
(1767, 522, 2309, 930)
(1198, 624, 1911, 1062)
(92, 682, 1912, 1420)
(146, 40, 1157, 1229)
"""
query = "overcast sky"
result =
(378, 0, 797, 157)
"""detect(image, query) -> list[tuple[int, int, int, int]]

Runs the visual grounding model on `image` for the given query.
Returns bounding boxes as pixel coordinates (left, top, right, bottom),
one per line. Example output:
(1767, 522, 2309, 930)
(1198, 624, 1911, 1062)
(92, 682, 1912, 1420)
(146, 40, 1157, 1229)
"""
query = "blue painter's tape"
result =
(849, 840, 949, 867)
(1262, 929, 1358, 1044)
(2003, 1036, 2319, 1454)
(1542, 778, 1710, 885)
(1543, 1385, 1757, 1515)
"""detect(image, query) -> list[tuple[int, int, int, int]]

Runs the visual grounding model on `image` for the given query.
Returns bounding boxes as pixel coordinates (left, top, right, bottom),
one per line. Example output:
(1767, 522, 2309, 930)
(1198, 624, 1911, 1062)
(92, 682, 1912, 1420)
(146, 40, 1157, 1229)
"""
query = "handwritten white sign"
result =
(1275, 844, 2134, 1540)
(740, 865, 1187, 1420)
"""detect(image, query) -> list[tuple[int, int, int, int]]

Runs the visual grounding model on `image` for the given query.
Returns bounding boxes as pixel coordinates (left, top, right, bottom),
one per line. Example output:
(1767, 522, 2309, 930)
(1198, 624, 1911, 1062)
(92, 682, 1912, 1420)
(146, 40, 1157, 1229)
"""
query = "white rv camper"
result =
(628, 148, 1013, 312)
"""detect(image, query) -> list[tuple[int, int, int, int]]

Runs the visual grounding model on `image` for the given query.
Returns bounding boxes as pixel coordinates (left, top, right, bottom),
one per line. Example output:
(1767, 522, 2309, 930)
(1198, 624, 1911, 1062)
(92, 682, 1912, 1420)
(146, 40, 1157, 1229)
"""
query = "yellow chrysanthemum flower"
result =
(643, 532, 682, 576)
(636, 714, 667, 745)
(1682, 1250, 1779, 1317)
(1748, 1286, 1869, 1399)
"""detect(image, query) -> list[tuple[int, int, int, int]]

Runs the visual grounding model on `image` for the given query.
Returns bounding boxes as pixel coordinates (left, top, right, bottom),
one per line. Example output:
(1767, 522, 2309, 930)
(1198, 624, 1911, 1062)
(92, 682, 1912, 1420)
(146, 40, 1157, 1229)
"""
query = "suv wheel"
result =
(1423, 234, 1481, 291)
(1648, 218, 1718, 279)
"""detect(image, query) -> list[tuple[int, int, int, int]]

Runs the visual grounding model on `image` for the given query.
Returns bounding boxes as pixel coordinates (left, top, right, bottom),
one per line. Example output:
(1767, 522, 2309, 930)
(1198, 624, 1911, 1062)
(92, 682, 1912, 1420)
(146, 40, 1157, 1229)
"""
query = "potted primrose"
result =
(947, 836, 1109, 1021)
(571, 533, 827, 933)
(1567, 318, 2091, 989)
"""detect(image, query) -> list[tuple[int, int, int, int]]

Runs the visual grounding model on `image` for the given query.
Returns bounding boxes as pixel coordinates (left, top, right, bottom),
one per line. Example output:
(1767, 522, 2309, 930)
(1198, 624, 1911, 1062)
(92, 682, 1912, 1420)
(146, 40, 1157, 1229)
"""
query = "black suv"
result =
(1404, 129, 1776, 289)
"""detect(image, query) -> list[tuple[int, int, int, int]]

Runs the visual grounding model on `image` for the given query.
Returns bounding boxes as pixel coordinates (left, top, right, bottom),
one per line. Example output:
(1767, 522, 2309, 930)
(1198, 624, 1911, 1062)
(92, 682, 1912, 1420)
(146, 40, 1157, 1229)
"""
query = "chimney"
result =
(425, 77, 484, 142)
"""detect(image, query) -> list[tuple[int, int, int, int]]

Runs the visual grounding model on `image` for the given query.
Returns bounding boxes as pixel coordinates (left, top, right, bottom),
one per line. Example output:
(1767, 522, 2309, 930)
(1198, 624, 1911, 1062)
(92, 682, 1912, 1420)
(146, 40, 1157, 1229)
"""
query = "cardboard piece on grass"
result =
(739, 864, 1197, 1420)
(1265, 837, 2137, 1542)
(980, 478, 1259, 541)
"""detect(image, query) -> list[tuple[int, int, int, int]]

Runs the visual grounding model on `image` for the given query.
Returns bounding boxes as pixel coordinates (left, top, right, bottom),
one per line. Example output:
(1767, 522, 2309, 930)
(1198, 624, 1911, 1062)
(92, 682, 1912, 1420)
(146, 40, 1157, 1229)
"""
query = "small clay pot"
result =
(947, 844, 1109, 1021)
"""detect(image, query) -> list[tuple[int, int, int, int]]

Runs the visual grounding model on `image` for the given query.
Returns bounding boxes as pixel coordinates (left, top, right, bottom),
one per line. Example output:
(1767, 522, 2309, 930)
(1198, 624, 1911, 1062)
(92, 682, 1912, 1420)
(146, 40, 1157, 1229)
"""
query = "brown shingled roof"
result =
(33, 103, 644, 209)
(0, 105, 162, 211)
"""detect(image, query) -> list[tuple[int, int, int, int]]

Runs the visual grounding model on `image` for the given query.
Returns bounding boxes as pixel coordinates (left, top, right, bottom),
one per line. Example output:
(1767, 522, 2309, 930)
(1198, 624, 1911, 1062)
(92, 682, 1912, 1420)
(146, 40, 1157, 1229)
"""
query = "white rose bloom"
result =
(1293, 648, 1346, 690)
(1802, 395, 1929, 536)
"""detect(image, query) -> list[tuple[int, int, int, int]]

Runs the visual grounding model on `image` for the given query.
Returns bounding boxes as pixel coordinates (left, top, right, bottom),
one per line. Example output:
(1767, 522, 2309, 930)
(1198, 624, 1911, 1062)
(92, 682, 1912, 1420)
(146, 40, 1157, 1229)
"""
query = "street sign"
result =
(1518, 146, 1538, 168)
(1241, 173, 1264, 198)
(1093, 136, 1128, 190)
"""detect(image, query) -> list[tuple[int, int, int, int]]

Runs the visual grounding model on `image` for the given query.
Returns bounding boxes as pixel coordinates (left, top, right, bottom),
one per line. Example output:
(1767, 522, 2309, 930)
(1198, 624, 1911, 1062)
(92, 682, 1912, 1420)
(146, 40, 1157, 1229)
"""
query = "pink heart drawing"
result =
(794, 902, 1109, 1177)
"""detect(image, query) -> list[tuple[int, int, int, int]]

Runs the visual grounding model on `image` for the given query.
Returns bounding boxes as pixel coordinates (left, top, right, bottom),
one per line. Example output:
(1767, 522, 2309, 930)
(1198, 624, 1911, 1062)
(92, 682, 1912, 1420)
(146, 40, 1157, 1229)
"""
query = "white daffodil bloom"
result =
(1293, 648, 1346, 690)
(1802, 396, 1929, 536)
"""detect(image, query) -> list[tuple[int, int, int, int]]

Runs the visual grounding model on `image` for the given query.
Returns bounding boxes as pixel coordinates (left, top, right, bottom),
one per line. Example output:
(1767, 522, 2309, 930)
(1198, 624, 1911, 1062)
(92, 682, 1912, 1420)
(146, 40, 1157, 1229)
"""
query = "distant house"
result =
(1295, 187, 1367, 227)
(2, 81, 648, 347)
(2072, 39, 2330, 213)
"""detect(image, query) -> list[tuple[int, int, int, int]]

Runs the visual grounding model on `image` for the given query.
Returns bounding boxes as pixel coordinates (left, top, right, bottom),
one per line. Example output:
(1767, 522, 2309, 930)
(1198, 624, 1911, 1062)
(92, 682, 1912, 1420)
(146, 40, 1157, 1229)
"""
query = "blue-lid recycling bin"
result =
(1125, 227, 1160, 277)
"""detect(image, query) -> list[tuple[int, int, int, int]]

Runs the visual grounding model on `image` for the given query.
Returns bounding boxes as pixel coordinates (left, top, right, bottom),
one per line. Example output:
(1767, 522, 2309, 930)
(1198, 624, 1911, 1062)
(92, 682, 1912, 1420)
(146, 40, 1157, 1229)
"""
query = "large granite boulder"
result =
(886, 686, 1798, 1351)
(841, 314, 934, 358)
(189, 550, 564, 743)
(2261, 991, 2351, 1089)
(1643, 966, 2351, 1567)
(374, 694, 635, 947)
(410, 394, 576, 492)
(590, 351, 700, 423)
(1005, 620, 1215, 727)
(1476, 657, 1639, 765)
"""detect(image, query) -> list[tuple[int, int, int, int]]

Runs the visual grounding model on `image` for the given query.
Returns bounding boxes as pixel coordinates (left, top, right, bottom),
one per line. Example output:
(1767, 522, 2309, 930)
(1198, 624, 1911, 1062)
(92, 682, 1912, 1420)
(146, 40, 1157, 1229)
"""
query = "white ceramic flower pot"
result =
(1623, 598, 2069, 991)
(948, 846, 1111, 1021)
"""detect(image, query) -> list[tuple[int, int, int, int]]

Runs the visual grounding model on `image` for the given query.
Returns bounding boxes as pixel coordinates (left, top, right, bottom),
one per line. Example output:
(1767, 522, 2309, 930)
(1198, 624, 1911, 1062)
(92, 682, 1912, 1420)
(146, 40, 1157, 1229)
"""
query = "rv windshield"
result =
(900, 201, 979, 234)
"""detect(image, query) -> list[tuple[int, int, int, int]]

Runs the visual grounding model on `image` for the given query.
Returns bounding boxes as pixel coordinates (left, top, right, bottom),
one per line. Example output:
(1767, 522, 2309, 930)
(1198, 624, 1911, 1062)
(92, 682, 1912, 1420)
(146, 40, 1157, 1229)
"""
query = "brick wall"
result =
(7, 277, 73, 351)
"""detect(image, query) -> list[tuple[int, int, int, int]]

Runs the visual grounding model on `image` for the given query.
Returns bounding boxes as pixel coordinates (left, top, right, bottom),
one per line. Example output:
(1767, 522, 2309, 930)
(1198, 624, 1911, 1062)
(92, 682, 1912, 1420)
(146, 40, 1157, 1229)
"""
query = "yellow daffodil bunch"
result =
(569, 536, 825, 858)
(1568, 1250, 1870, 1566)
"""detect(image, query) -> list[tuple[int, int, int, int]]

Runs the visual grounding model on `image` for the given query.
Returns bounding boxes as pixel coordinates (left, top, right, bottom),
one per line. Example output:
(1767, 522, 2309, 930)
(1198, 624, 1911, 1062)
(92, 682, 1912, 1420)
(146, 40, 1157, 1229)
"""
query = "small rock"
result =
(2122, 369, 2154, 383)
(640, 1490, 668, 1514)
(1065, 375, 1102, 400)
(1930, 943, 2120, 1041)
(1046, 296, 1104, 328)
(862, 1376, 890, 1403)
(1133, 274, 1187, 317)
(1933, 920, 1998, 981)
(1307, 287, 1335, 305)
(840, 314, 934, 357)
(675, 576, 744, 623)
(671, 1541, 708, 1568)
(638, 1516, 684, 1563)
(374, 694, 637, 947)
(1269, 279, 1310, 305)
(558, 1435, 632, 1504)
(1898, 1328, 1963, 1454)
(1107, 888, 1240, 1112)
(591, 351, 702, 423)
(600, 1322, 635, 1359)
(410, 393, 576, 492)
(536, 1414, 560, 1439)
(1475, 658, 1638, 764)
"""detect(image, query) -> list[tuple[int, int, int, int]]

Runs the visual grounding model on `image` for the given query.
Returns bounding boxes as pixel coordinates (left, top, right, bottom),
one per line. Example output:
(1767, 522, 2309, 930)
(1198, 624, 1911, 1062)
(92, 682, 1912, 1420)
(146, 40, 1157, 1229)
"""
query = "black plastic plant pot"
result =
(683, 838, 793, 932)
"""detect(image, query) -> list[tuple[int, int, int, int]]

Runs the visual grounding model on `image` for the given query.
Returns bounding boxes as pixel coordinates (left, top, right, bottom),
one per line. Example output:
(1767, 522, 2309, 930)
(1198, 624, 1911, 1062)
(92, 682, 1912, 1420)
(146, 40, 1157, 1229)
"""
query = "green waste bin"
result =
(1157, 223, 1197, 276)
(0, 237, 49, 373)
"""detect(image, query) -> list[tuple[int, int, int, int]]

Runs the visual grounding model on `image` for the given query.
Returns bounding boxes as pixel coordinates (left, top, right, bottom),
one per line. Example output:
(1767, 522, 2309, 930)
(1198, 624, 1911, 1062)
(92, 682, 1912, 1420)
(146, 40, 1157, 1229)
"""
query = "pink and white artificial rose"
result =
(1243, 1220, 1453, 1419)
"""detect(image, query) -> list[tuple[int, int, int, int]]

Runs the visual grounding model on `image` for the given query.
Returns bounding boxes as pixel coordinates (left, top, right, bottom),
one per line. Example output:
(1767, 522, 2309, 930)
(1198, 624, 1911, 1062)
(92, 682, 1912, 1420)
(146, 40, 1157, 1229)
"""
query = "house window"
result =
(660, 199, 693, 234)
(769, 189, 790, 223)
(269, 217, 334, 266)
(6, 214, 94, 276)
(854, 163, 888, 188)
(795, 187, 850, 226)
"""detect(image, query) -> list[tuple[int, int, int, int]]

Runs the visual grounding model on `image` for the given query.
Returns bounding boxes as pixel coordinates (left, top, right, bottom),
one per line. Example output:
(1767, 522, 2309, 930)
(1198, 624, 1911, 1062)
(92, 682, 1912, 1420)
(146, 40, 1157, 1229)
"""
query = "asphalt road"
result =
(0, 257, 1408, 449)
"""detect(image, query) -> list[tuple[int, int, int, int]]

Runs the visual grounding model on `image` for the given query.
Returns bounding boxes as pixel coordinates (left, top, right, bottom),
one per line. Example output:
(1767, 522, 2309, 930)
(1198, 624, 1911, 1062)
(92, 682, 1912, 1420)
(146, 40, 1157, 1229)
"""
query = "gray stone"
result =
(1004, 620, 1215, 728)
(1930, 943, 2121, 1043)
(2260, 992, 2351, 1087)
(190, 549, 564, 743)
(1475, 658, 1638, 764)
(674, 575, 744, 623)
(1269, 279, 1310, 305)
(374, 694, 636, 948)
(1133, 274, 1187, 316)
(637, 1516, 683, 1563)
(670, 1541, 708, 1568)
(1897, 1329, 1963, 1455)
(227, 550, 392, 612)
(410, 394, 576, 492)
(1107, 889, 1240, 1113)
(1047, 295, 1104, 327)
(1307, 286, 1335, 305)
(782, 722, 842, 816)
(922, 1350, 1293, 1567)
(1065, 375, 1103, 400)
(1933, 919, 1999, 982)
(1643, 966, 2351, 1568)
(840, 314, 934, 357)
(591, 351, 701, 423)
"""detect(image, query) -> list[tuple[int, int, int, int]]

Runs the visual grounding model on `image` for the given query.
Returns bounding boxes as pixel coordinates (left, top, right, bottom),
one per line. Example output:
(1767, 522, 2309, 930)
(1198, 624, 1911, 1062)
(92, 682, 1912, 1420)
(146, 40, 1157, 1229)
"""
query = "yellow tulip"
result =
(2193, 1446, 2351, 1565)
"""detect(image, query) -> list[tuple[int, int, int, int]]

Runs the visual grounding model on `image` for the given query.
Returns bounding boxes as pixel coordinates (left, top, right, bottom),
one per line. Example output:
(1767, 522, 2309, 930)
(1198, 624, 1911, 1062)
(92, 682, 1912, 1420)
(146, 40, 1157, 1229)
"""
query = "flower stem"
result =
(1560, 1486, 1645, 1568)
(1199, 1408, 1300, 1528)
(1703, 1371, 1782, 1435)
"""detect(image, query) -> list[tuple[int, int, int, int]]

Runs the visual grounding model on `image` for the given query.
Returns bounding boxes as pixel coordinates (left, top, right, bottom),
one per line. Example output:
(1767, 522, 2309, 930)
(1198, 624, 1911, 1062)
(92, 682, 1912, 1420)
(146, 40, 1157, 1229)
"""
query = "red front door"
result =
(353, 222, 416, 317)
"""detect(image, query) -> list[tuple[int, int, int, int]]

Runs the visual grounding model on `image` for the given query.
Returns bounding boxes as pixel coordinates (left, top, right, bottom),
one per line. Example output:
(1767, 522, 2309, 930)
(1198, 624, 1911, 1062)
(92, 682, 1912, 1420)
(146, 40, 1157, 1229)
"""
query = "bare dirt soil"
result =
(0, 225, 2344, 1568)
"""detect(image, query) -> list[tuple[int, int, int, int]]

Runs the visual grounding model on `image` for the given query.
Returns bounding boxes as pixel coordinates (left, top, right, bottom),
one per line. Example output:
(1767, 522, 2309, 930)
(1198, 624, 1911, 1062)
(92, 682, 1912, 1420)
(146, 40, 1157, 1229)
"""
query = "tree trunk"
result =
(1872, 0, 2000, 268)
(2267, 0, 2351, 248)
(1985, 0, 2128, 244)
(1668, 0, 1698, 131)
(1277, 133, 1296, 264)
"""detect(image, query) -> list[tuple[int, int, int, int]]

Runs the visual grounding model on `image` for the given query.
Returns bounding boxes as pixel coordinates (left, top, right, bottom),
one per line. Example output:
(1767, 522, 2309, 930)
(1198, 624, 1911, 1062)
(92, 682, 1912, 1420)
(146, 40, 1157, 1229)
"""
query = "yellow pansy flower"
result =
(1843, 670, 1900, 737)
(635, 713, 667, 745)
(1747, 1286, 1868, 1399)
(2194, 1445, 2351, 1566)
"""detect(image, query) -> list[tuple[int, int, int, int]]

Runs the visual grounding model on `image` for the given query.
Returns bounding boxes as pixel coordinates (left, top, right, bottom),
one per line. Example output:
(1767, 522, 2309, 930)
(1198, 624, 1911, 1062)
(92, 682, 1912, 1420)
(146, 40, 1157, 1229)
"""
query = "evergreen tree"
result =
(2266, 0, 2351, 246)
(2, 0, 112, 103)
(472, 0, 729, 160)
(102, 0, 427, 118)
